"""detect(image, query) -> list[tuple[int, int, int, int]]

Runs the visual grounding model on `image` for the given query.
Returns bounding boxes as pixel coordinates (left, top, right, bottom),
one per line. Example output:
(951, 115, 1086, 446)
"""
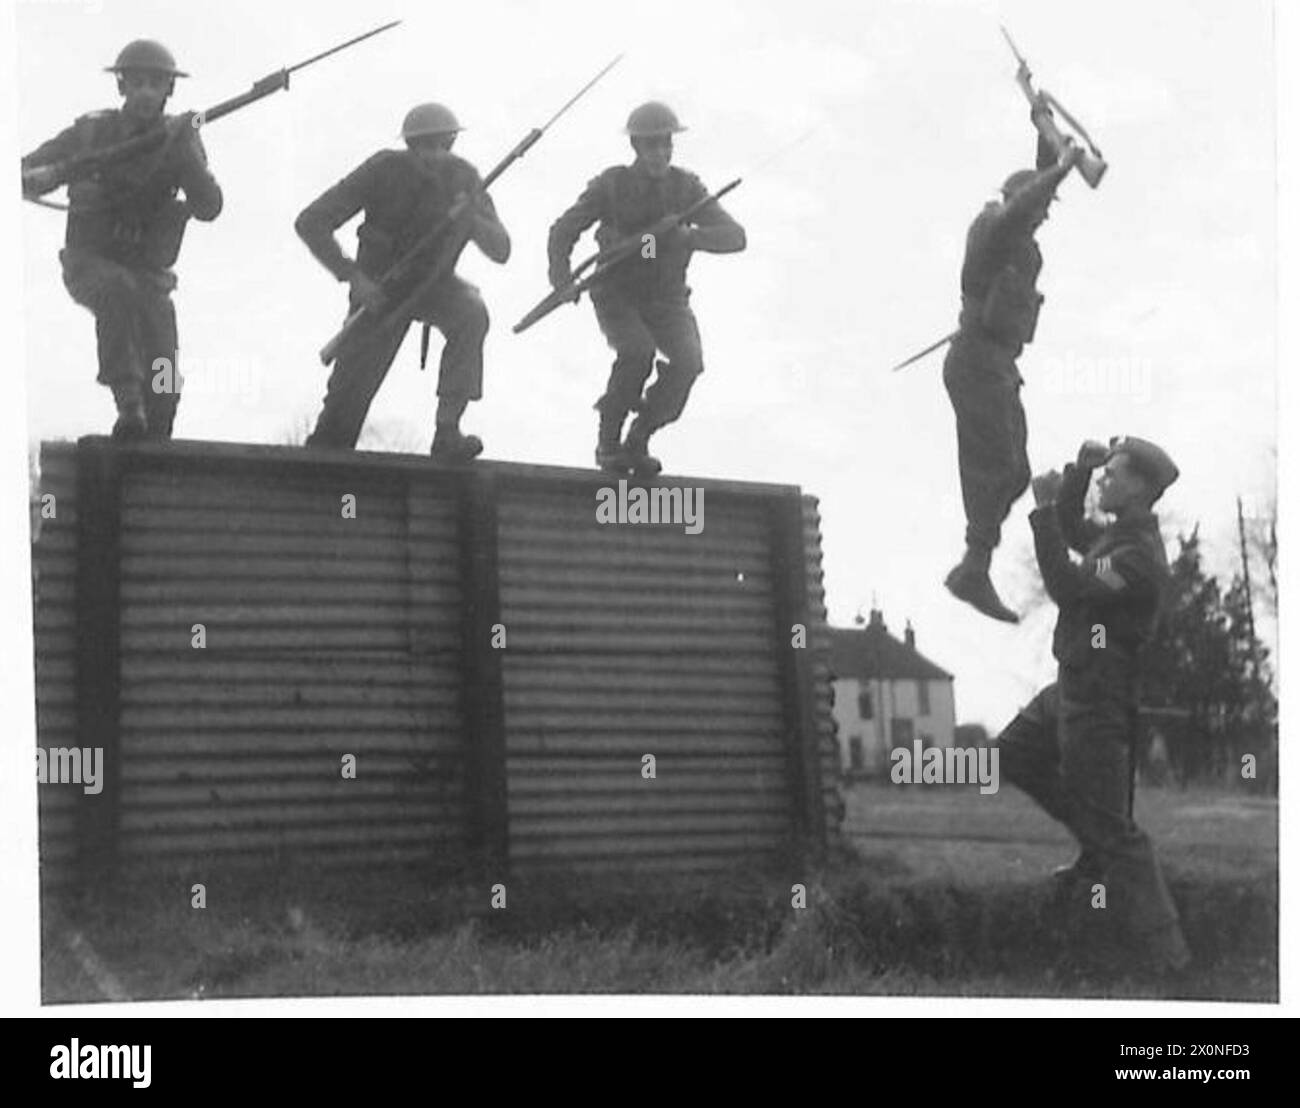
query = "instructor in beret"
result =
(996, 435, 1191, 974)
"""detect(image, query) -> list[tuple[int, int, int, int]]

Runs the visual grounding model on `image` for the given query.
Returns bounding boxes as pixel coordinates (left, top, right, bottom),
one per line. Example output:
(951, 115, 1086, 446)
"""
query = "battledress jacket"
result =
(1029, 462, 1170, 680)
(294, 149, 495, 290)
(547, 164, 738, 300)
(22, 109, 222, 273)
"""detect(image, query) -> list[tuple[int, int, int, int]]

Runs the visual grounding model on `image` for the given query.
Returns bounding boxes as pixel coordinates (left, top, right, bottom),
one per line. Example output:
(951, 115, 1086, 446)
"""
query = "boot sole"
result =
(943, 572, 1020, 623)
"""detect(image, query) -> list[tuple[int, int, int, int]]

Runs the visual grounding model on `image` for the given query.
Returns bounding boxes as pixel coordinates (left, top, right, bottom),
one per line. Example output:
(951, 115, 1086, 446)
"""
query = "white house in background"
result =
(830, 610, 957, 777)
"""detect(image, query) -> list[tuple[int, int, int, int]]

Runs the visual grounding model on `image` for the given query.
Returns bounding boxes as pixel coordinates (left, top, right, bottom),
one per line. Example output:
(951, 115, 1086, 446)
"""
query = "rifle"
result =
(1001, 25, 1107, 189)
(318, 54, 623, 368)
(22, 21, 401, 201)
(889, 328, 959, 373)
(513, 177, 743, 335)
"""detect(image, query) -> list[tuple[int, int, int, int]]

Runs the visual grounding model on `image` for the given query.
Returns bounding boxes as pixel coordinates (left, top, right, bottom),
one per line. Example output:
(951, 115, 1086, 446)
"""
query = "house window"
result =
(891, 718, 914, 748)
(858, 687, 874, 719)
(849, 736, 864, 771)
(917, 679, 930, 716)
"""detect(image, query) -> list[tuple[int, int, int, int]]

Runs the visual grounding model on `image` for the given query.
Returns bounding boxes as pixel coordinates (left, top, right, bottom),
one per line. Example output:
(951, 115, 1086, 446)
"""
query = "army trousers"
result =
(942, 328, 1031, 553)
(60, 248, 181, 438)
(997, 672, 1189, 963)
(309, 275, 488, 449)
(590, 285, 703, 433)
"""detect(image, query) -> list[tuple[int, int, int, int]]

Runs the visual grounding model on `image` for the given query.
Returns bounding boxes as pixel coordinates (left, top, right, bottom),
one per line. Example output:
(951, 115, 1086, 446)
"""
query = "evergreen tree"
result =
(1143, 529, 1276, 788)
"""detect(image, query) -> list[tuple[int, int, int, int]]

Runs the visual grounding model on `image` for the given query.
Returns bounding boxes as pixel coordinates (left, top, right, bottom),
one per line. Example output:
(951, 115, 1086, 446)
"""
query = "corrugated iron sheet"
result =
(32, 442, 838, 883)
(803, 495, 844, 836)
(113, 464, 469, 874)
(33, 444, 80, 887)
(497, 481, 792, 871)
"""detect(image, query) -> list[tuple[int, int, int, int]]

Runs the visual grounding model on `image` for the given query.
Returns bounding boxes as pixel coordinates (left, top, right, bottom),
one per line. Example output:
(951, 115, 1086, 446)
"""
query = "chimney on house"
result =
(904, 620, 916, 650)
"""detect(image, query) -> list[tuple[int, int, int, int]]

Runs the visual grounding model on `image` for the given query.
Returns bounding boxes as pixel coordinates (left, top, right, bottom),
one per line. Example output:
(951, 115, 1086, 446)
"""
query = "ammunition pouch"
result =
(980, 265, 1044, 347)
(138, 197, 190, 270)
(66, 188, 189, 272)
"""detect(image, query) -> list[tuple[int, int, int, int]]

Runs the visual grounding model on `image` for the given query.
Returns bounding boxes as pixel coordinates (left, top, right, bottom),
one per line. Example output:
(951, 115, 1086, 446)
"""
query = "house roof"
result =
(829, 616, 953, 682)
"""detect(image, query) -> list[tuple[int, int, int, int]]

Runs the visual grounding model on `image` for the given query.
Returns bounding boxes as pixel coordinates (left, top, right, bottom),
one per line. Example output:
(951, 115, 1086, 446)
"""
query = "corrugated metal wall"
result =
(32, 444, 79, 887)
(113, 465, 468, 874)
(802, 496, 844, 834)
(32, 440, 840, 886)
(498, 481, 792, 872)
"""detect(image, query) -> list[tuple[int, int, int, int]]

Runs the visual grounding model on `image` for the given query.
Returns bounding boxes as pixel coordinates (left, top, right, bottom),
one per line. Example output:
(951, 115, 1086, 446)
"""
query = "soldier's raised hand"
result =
(1031, 469, 1063, 507)
(1077, 440, 1110, 470)
(1059, 138, 1085, 170)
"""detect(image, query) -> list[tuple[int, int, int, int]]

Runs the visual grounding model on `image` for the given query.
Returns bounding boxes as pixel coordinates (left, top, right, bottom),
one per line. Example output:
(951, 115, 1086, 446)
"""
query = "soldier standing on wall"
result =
(546, 102, 746, 476)
(296, 103, 511, 461)
(21, 40, 224, 441)
(942, 99, 1083, 621)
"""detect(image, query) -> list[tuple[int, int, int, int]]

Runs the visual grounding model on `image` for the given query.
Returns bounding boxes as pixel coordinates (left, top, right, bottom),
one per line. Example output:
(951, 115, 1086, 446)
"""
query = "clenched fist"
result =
(1031, 468, 1063, 508)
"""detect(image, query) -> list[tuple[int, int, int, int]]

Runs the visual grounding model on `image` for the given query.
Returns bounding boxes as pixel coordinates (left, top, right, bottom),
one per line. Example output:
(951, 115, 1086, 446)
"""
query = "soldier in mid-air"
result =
(998, 435, 1191, 974)
(942, 100, 1083, 622)
(546, 102, 746, 476)
(21, 40, 223, 441)
(296, 103, 510, 460)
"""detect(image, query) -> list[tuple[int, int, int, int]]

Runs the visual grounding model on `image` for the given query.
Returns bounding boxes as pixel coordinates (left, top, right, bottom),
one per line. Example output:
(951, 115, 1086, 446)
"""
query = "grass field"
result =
(41, 782, 1277, 1004)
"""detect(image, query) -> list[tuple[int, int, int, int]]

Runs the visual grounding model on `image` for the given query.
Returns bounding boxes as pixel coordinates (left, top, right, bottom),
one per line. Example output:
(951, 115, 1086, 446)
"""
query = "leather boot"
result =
(430, 396, 482, 463)
(623, 418, 662, 478)
(595, 407, 630, 473)
(944, 544, 1019, 623)
(110, 381, 147, 442)
(430, 425, 483, 463)
(1051, 851, 1103, 883)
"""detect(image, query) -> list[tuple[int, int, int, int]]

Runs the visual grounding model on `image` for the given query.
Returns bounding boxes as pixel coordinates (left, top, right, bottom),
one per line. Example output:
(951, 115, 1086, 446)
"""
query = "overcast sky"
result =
(8, 0, 1279, 729)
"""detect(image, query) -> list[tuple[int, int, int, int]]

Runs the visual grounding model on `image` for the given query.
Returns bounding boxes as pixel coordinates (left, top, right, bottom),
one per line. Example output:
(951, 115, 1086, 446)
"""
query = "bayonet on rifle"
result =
(23, 20, 402, 200)
(319, 54, 623, 367)
(889, 328, 959, 373)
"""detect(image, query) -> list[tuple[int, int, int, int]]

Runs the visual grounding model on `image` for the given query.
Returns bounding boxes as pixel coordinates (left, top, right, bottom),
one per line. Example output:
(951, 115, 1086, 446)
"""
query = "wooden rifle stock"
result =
(513, 177, 742, 335)
(1000, 25, 1107, 189)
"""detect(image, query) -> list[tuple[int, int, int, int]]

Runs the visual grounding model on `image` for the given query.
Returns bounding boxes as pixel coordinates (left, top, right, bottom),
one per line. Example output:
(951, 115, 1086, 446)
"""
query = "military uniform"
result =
(22, 109, 223, 438)
(547, 161, 743, 467)
(997, 456, 1190, 969)
(296, 148, 498, 449)
(943, 133, 1061, 556)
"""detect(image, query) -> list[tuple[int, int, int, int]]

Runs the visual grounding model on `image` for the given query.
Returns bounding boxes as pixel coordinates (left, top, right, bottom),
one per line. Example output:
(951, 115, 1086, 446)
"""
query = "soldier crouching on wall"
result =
(296, 103, 510, 461)
(21, 40, 223, 441)
(546, 102, 745, 476)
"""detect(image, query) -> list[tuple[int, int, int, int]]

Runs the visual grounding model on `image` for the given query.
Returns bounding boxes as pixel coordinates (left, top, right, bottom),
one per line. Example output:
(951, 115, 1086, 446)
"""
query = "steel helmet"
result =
(1001, 168, 1039, 197)
(105, 40, 188, 78)
(401, 103, 463, 140)
(625, 101, 686, 137)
